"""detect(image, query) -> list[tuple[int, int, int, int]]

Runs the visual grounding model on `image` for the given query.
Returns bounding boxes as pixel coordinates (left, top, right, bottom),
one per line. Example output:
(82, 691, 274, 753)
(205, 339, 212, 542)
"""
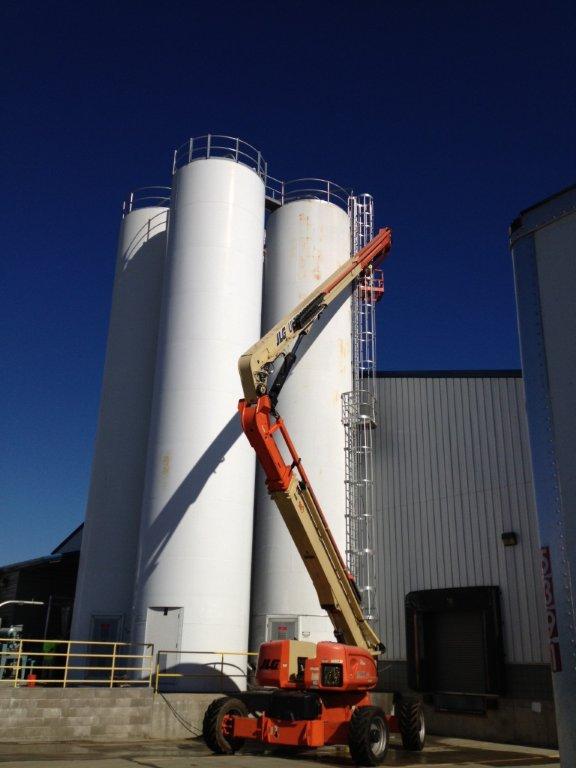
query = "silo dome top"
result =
(171, 134, 351, 213)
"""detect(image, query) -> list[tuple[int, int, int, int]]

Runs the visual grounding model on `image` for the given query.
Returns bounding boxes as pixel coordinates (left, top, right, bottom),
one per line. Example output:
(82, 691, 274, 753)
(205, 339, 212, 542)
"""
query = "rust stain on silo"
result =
(337, 337, 351, 377)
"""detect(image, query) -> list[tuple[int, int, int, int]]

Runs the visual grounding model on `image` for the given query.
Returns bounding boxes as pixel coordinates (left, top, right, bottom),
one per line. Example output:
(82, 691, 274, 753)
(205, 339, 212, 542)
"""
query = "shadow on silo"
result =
(156, 655, 250, 693)
(138, 412, 242, 585)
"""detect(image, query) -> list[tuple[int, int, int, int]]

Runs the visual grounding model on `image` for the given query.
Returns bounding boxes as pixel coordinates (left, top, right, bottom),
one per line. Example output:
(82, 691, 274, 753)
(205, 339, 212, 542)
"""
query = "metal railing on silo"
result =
(264, 177, 350, 211)
(172, 134, 267, 180)
(122, 187, 171, 217)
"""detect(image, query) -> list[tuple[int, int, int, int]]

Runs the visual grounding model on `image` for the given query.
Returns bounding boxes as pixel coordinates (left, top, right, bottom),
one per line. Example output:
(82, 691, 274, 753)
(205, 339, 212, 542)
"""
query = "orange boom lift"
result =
(203, 228, 425, 765)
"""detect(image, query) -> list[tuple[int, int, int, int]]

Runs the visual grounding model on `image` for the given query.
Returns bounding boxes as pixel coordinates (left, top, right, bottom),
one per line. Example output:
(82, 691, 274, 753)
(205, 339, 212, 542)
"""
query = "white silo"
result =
(250, 181, 352, 650)
(132, 137, 266, 689)
(72, 190, 170, 642)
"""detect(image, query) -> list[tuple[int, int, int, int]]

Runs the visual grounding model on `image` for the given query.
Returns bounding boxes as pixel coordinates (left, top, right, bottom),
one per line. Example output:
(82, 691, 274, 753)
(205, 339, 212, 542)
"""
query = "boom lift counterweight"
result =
(203, 228, 426, 765)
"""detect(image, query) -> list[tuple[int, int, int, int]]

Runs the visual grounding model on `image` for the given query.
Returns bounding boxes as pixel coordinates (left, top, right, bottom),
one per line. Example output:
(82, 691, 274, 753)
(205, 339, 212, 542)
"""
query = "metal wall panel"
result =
(374, 374, 548, 664)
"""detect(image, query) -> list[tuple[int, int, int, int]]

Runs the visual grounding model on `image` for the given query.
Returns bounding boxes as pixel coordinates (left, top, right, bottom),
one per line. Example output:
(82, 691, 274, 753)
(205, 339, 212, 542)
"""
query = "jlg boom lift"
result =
(203, 228, 425, 765)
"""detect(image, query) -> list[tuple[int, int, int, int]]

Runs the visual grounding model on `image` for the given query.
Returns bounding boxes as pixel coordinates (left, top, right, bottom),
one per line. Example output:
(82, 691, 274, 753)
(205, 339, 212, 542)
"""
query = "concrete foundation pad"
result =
(0, 736, 560, 767)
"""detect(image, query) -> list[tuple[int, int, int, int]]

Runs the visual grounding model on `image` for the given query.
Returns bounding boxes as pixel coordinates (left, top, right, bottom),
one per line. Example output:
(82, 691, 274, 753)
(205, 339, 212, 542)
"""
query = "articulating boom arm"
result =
(239, 228, 392, 405)
(238, 229, 391, 654)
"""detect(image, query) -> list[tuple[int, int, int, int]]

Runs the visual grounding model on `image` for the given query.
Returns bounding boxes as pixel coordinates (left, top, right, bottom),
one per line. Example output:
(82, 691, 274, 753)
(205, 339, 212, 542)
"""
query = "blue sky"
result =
(1, 0, 575, 565)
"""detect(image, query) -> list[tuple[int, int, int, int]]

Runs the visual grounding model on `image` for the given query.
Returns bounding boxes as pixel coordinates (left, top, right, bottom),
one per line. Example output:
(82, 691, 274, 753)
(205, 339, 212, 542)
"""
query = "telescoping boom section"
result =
(238, 228, 392, 655)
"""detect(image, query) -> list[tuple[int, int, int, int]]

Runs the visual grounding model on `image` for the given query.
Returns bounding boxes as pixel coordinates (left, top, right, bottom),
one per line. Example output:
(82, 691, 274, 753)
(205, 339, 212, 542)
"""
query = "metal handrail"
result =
(172, 134, 267, 179)
(122, 187, 171, 217)
(283, 178, 350, 209)
(0, 638, 154, 688)
(122, 209, 169, 265)
(154, 649, 258, 693)
(264, 177, 351, 212)
(264, 174, 285, 203)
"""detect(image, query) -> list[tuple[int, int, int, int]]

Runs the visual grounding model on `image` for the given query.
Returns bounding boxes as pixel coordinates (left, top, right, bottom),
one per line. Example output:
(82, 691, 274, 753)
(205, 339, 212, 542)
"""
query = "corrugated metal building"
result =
(373, 371, 555, 746)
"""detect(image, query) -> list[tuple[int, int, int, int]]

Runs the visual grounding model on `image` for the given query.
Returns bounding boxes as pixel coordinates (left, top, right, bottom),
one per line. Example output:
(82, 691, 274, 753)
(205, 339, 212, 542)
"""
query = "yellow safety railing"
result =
(0, 639, 154, 688)
(154, 649, 258, 693)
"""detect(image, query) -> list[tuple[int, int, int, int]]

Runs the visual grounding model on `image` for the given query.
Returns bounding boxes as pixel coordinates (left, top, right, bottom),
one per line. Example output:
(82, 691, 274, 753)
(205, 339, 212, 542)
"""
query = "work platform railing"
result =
(0, 639, 258, 692)
(0, 639, 154, 688)
(154, 650, 258, 693)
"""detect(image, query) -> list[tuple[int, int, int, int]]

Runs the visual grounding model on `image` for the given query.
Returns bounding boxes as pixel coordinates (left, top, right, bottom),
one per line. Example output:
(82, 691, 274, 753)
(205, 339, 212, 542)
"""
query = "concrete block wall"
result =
(424, 700, 557, 749)
(0, 688, 219, 742)
(379, 660, 557, 748)
(0, 688, 558, 748)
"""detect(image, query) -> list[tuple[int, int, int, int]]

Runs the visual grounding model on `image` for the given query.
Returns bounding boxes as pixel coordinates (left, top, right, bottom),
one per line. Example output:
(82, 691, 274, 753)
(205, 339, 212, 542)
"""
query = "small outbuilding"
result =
(0, 525, 82, 639)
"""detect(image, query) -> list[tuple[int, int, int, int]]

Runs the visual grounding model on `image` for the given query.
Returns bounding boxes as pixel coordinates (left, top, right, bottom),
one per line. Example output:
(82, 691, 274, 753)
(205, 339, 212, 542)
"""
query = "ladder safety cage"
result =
(343, 194, 384, 622)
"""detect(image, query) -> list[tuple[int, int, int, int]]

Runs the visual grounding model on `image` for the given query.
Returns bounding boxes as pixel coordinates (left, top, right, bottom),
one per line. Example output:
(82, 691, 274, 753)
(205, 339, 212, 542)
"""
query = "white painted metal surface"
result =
(511, 185, 576, 765)
(250, 198, 352, 650)
(72, 201, 169, 641)
(132, 156, 265, 689)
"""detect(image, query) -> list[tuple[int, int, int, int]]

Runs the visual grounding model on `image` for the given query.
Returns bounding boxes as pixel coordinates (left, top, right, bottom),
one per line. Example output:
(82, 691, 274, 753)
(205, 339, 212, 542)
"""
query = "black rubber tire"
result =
(398, 699, 426, 751)
(202, 696, 248, 754)
(348, 706, 389, 766)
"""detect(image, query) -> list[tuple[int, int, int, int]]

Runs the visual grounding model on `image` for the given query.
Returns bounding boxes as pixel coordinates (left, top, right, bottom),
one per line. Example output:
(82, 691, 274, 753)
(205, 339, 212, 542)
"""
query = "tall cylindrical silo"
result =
(72, 191, 170, 642)
(250, 185, 352, 650)
(132, 138, 266, 688)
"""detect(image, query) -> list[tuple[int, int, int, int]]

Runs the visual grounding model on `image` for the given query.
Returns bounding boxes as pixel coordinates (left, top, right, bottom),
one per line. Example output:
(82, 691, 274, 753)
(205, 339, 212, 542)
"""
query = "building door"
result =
(405, 586, 505, 698)
(89, 614, 124, 680)
(145, 607, 182, 651)
(267, 617, 298, 641)
(90, 614, 123, 642)
(426, 609, 486, 693)
(145, 607, 183, 685)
